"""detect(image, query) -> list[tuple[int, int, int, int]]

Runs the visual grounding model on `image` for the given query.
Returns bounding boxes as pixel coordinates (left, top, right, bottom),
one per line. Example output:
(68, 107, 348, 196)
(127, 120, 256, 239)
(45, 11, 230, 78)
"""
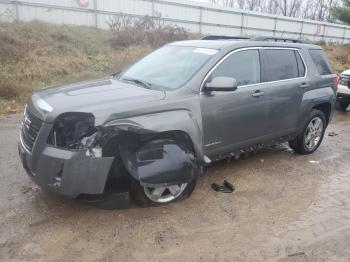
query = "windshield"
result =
(119, 45, 217, 90)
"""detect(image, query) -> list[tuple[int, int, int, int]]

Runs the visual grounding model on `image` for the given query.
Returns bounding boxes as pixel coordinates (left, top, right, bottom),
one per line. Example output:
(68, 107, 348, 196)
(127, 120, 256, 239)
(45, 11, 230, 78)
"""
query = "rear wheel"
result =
(289, 109, 326, 155)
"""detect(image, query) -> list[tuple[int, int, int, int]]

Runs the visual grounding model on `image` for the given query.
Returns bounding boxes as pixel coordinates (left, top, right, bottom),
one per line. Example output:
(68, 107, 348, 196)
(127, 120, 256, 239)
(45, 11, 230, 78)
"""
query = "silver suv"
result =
(18, 37, 337, 208)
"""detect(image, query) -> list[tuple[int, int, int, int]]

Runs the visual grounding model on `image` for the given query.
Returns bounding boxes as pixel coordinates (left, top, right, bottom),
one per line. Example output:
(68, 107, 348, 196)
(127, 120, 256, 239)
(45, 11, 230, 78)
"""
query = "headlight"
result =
(48, 112, 97, 149)
(32, 94, 53, 113)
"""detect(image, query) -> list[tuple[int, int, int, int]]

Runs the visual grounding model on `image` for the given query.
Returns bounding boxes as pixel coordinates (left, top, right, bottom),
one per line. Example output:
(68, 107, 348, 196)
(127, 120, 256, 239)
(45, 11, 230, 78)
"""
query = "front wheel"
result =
(289, 109, 326, 155)
(130, 174, 197, 207)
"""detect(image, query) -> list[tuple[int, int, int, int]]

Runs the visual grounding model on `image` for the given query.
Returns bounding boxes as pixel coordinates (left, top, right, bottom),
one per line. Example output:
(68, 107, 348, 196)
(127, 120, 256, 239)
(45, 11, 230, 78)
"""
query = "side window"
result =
(294, 51, 306, 77)
(264, 49, 299, 81)
(210, 50, 260, 86)
(308, 49, 333, 75)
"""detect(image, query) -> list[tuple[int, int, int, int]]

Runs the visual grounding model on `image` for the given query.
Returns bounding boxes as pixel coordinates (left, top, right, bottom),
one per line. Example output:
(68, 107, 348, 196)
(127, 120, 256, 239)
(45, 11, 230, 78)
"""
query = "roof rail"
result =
(251, 36, 307, 43)
(201, 35, 250, 40)
(200, 35, 310, 44)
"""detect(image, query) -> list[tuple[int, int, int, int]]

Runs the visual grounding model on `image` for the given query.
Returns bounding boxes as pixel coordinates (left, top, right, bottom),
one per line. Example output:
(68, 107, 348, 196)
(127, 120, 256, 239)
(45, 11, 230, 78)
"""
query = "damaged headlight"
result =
(48, 112, 99, 150)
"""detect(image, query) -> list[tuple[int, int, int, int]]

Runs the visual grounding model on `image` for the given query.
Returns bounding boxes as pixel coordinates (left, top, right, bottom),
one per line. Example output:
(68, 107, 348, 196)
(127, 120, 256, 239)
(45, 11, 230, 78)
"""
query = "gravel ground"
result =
(0, 110, 349, 262)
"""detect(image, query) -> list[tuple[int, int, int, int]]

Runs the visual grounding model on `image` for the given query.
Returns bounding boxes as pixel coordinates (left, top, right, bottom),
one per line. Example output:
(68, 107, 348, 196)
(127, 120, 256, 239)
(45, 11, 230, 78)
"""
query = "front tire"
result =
(289, 109, 326, 155)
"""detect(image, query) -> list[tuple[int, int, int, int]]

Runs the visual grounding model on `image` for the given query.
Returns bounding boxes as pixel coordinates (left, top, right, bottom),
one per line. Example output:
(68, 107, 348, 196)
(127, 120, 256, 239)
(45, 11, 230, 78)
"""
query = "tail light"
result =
(332, 74, 338, 91)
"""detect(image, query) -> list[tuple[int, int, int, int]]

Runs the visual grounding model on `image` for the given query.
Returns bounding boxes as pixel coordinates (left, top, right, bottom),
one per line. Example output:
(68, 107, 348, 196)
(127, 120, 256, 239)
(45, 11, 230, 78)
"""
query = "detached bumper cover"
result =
(18, 123, 114, 197)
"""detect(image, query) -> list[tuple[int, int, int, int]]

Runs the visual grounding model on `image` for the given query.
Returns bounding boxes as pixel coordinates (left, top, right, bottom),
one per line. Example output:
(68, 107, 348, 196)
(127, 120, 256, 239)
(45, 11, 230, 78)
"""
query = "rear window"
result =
(295, 51, 306, 77)
(264, 49, 300, 81)
(308, 49, 333, 75)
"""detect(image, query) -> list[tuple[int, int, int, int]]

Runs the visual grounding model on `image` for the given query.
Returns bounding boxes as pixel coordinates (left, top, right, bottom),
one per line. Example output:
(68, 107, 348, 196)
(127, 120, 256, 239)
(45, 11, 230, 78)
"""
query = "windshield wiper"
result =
(122, 77, 152, 89)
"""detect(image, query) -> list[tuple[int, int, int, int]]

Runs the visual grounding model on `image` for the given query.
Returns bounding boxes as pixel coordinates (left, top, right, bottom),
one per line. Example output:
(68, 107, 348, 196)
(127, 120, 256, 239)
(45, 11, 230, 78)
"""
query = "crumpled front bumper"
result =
(18, 122, 114, 198)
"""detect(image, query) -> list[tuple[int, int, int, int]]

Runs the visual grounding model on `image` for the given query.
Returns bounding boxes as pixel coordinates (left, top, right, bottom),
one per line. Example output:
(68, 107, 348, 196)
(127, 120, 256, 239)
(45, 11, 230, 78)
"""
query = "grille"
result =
(339, 74, 349, 88)
(21, 108, 43, 151)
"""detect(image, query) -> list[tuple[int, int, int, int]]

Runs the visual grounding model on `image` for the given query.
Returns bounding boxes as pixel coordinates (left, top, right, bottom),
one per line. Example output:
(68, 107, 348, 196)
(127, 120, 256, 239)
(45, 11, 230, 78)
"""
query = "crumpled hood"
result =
(28, 77, 166, 124)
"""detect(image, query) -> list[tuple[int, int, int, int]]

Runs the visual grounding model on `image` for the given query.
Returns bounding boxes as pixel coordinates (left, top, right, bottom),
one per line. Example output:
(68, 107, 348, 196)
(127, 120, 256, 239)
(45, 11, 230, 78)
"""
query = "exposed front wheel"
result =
(289, 109, 326, 155)
(130, 175, 197, 207)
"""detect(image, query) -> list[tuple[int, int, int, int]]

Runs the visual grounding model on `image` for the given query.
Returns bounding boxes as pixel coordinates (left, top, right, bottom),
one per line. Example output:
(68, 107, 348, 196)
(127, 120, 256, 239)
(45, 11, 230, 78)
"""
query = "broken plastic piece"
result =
(211, 180, 235, 193)
(328, 131, 338, 136)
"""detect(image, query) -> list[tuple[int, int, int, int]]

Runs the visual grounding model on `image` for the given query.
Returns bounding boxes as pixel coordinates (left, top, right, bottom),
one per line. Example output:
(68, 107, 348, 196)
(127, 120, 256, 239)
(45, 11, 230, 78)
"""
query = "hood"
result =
(341, 69, 350, 76)
(28, 77, 166, 124)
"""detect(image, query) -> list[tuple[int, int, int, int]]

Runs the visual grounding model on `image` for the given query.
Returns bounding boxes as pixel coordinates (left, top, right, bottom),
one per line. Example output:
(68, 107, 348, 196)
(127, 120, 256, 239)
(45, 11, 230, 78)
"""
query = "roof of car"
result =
(170, 39, 320, 50)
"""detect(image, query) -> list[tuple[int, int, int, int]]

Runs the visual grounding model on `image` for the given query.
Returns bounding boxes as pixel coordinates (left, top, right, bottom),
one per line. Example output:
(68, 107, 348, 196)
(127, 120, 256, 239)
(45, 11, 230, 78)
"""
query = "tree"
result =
(332, 0, 350, 24)
(209, 0, 340, 22)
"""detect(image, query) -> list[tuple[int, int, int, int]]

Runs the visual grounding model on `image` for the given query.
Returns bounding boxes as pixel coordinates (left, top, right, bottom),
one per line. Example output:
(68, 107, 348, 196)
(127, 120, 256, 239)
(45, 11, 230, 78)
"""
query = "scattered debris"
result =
(211, 180, 235, 193)
(28, 218, 50, 227)
(328, 131, 338, 137)
(309, 160, 319, 164)
(288, 251, 305, 257)
(20, 185, 39, 194)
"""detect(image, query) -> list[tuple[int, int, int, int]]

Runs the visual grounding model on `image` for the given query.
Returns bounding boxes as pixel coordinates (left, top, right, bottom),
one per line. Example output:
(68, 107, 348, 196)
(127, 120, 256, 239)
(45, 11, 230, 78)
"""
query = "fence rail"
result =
(0, 0, 349, 43)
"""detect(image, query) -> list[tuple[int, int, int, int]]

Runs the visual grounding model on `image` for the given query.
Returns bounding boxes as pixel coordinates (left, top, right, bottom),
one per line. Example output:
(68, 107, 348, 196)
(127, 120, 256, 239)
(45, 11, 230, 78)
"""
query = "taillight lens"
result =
(332, 74, 338, 91)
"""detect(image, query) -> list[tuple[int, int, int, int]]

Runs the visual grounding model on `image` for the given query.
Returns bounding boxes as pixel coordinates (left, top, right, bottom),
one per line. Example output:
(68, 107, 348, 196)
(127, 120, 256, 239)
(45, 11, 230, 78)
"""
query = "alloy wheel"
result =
(304, 116, 324, 151)
(144, 183, 188, 203)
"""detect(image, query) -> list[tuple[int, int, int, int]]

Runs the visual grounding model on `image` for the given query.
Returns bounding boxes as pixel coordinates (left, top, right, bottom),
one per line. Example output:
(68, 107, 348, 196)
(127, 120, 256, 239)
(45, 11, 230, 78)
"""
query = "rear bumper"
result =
(337, 92, 350, 102)
(18, 123, 114, 198)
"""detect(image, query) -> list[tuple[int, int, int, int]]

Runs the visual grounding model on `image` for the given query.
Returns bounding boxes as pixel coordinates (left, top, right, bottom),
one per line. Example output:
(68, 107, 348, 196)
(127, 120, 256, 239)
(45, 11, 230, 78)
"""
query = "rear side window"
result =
(264, 49, 300, 81)
(210, 49, 260, 86)
(308, 49, 333, 75)
(295, 51, 306, 77)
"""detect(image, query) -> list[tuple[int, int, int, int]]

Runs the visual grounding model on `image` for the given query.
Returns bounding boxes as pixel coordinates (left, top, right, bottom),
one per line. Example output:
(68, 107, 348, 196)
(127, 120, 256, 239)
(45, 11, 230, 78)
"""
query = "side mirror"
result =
(204, 77, 238, 92)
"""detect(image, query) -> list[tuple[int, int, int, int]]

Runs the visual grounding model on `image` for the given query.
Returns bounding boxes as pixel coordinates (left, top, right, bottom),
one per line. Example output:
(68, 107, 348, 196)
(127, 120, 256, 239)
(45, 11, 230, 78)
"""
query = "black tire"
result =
(79, 176, 130, 210)
(338, 101, 349, 111)
(289, 109, 326, 155)
(130, 174, 198, 207)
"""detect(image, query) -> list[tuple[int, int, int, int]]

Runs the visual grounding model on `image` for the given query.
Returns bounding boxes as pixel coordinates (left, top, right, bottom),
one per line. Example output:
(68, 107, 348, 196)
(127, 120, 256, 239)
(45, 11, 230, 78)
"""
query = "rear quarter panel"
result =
(297, 47, 336, 129)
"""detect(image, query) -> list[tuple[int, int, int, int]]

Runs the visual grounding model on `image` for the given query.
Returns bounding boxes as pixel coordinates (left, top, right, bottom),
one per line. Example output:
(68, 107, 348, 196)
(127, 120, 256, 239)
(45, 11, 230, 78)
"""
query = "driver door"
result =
(200, 48, 268, 157)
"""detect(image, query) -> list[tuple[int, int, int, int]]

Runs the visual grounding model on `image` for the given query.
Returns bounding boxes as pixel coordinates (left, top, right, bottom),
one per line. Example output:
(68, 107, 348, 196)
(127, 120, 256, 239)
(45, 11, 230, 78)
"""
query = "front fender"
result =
(104, 110, 204, 162)
(119, 139, 199, 186)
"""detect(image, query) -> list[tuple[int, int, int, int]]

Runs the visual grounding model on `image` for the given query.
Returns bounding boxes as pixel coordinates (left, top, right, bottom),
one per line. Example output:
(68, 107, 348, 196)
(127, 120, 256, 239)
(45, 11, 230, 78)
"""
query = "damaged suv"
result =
(19, 37, 337, 208)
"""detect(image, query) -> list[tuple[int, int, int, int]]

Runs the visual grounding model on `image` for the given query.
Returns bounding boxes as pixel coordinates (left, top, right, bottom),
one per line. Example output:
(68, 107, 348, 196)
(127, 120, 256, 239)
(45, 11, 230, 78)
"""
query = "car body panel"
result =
(200, 84, 266, 157)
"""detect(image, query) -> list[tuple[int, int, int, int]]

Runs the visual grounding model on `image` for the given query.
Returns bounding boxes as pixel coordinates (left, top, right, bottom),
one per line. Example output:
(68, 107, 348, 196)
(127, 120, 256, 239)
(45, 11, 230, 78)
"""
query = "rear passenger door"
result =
(260, 48, 308, 139)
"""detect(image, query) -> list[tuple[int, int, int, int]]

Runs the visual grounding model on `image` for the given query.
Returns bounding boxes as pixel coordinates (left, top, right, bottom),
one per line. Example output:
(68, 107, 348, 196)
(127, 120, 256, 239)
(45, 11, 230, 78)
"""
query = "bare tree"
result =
(209, 0, 340, 21)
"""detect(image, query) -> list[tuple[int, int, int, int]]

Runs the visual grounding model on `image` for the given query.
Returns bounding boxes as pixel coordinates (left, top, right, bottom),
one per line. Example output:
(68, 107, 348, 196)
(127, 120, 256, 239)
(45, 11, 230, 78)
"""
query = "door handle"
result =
(300, 82, 310, 89)
(251, 90, 264, 97)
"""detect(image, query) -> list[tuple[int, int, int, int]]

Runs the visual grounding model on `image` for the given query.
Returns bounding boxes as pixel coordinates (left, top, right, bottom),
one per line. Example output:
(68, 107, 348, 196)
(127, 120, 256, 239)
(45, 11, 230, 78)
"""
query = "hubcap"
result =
(144, 183, 188, 203)
(304, 116, 324, 151)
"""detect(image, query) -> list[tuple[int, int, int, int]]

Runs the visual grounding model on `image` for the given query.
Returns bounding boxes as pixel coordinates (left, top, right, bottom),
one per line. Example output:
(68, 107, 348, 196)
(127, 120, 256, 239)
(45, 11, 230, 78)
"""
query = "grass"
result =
(322, 44, 350, 74)
(0, 21, 152, 114)
(0, 20, 349, 114)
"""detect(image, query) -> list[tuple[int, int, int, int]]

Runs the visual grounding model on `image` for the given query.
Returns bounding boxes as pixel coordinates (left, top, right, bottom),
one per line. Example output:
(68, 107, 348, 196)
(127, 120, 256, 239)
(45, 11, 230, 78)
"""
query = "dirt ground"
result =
(0, 110, 349, 262)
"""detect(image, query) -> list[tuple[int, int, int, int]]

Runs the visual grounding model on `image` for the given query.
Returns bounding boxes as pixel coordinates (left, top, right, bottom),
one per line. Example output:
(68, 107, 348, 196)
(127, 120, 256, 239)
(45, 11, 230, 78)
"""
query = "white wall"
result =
(0, 0, 349, 43)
